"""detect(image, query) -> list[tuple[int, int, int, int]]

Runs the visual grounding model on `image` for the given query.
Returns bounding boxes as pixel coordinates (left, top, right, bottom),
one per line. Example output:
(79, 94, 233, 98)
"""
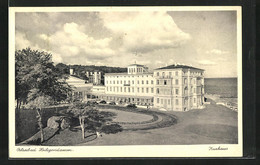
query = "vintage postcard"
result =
(9, 6, 242, 158)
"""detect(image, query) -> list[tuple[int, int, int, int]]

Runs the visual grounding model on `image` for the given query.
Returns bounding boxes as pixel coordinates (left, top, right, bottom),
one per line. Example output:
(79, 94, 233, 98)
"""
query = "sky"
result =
(15, 11, 238, 78)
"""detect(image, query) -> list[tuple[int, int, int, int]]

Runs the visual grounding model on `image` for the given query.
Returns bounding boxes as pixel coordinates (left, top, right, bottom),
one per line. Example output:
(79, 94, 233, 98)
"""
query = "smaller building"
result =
(66, 75, 93, 102)
(86, 71, 103, 85)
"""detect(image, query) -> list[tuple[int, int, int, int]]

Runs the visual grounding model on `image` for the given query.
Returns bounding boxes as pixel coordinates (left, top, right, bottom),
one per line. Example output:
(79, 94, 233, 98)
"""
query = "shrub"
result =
(100, 124, 123, 134)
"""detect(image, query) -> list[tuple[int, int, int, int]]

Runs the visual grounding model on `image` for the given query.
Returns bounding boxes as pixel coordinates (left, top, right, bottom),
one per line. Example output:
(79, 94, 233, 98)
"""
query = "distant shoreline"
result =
(205, 94, 238, 111)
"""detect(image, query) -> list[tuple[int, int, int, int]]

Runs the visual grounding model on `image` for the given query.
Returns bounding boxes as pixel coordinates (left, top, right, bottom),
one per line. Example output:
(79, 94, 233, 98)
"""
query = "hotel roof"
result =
(155, 64, 204, 71)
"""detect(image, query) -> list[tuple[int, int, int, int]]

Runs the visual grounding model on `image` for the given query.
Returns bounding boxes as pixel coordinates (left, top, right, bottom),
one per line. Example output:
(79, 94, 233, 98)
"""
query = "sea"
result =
(204, 78, 238, 110)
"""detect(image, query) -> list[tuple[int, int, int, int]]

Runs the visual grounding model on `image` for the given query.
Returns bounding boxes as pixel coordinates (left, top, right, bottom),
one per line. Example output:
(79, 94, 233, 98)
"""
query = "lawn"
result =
(99, 109, 153, 123)
(18, 100, 238, 146)
(79, 102, 237, 145)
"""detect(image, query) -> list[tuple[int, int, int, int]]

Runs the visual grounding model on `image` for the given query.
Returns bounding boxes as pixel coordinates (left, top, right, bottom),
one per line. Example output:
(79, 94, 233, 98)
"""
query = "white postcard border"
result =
(9, 6, 243, 158)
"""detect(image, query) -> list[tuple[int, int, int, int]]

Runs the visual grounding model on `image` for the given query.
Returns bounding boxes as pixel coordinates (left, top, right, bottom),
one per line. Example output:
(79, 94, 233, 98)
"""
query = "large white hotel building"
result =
(67, 63, 205, 111)
(103, 64, 205, 111)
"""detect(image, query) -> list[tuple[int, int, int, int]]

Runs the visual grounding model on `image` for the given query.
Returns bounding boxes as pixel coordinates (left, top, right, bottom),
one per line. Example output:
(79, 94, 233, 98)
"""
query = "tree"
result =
(67, 102, 94, 139)
(15, 48, 72, 144)
(25, 95, 54, 143)
(56, 63, 70, 75)
(67, 102, 117, 140)
(15, 48, 72, 111)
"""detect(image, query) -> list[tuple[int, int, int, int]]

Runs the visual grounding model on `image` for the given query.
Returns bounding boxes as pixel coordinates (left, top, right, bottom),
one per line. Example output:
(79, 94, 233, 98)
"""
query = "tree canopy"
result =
(15, 48, 72, 110)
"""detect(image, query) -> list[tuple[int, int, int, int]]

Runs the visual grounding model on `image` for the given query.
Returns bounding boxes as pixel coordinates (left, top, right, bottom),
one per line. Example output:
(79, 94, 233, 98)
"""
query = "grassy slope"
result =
(40, 101, 238, 146)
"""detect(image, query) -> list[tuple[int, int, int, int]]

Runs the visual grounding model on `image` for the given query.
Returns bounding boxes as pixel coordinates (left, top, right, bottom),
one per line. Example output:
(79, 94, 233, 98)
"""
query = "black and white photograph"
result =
(9, 7, 242, 158)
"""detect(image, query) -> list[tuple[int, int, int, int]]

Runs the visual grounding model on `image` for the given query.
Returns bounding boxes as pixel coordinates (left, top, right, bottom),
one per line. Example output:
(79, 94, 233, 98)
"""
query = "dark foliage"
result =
(100, 124, 123, 134)
(126, 104, 137, 108)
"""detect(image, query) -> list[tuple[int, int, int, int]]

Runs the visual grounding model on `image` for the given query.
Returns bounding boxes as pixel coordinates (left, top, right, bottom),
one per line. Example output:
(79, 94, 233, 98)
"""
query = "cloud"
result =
(99, 11, 191, 53)
(36, 22, 116, 63)
(16, 31, 63, 63)
(206, 49, 229, 55)
(198, 60, 216, 66)
(15, 31, 32, 50)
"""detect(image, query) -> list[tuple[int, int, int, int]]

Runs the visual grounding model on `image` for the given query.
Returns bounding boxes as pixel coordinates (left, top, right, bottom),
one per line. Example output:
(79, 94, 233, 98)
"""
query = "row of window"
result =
(156, 71, 203, 77)
(106, 75, 152, 78)
(106, 79, 181, 85)
(106, 78, 201, 86)
(156, 88, 179, 95)
(156, 98, 179, 105)
(106, 80, 154, 85)
(107, 86, 154, 93)
(156, 79, 179, 85)
(156, 71, 179, 77)
(156, 78, 200, 85)
(128, 67, 143, 73)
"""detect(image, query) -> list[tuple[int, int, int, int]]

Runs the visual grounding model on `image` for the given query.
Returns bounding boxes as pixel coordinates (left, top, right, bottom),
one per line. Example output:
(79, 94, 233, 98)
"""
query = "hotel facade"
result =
(103, 64, 205, 111)
(67, 64, 205, 111)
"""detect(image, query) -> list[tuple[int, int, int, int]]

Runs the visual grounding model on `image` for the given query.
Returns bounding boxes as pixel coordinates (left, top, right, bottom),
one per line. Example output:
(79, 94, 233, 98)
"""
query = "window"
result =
(169, 72, 172, 77)
(146, 80, 149, 84)
(110, 81, 112, 84)
(133, 68, 135, 72)
(184, 78, 187, 84)
(175, 89, 179, 95)
(157, 98, 159, 103)
(128, 87, 130, 92)
(117, 80, 119, 84)
(151, 80, 153, 84)
(157, 88, 160, 94)
(113, 81, 115, 84)
(151, 88, 154, 93)
(132, 80, 134, 84)
(124, 80, 126, 84)
(194, 98, 196, 103)
(161, 99, 163, 104)
(113, 87, 115, 91)
(132, 87, 134, 92)
(176, 99, 179, 105)
(110, 87, 112, 91)
(164, 80, 167, 85)
(175, 79, 179, 85)
(128, 80, 130, 84)
(146, 88, 149, 93)
(120, 87, 122, 92)
(137, 88, 139, 92)
(162, 72, 165, 77)
(117, 87, 119, 92)
(121, 80, 122, 84)
(142, 88, 144, 93)
(137, 80, 139, 84)
(142, 80, 144, 84)
(168, 99, 170, 105)
(175, 71, 178, 76)
(124, 87, 126, 92)
(157, 80, 159, 85)
(184, 87, 188, 94)
(106, 87, 108, 91)
(157, 72, 159, 76)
